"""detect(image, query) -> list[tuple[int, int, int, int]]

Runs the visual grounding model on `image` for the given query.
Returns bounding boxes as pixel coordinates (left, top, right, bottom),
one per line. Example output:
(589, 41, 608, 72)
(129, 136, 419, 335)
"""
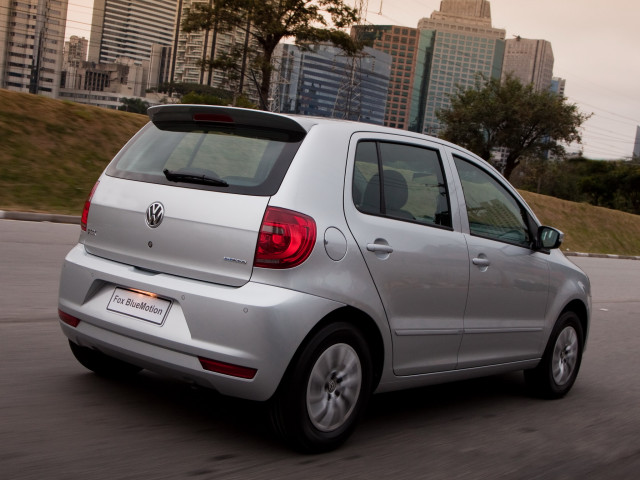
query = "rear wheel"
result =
(525, 311, 584, 399)
(69, 340, 142, 378)
(269, 322, 373, 453)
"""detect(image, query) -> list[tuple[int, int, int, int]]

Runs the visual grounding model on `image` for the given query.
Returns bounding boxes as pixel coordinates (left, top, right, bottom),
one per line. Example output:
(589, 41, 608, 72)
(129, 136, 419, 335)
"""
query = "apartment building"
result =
(171, 0, 260, 104)
(88, 0, 177, 65)
(0, 0, 68, 97)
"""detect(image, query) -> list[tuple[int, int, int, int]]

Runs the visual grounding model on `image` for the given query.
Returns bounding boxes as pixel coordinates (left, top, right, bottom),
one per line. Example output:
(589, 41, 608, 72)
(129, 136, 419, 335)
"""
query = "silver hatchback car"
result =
(59, 105, 591, 452)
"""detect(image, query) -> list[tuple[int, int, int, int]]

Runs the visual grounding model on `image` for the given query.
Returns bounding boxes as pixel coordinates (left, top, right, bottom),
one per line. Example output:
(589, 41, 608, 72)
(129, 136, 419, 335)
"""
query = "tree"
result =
(181, 0, 361, 110)
(180, 91, 228, 106)
(154, 82, 233, 99)
(437, 75, 591, 179)
(118, 97, 150, 114)
(180, 90, 256, 108)
(181, 0, 240, 87)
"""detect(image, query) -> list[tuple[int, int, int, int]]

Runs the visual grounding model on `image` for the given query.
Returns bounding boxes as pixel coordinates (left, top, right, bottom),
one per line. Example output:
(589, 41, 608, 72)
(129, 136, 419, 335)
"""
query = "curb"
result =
(2, 210, 639, 260)
(564, 252, 640, 261)
(0, 210, 80, 225)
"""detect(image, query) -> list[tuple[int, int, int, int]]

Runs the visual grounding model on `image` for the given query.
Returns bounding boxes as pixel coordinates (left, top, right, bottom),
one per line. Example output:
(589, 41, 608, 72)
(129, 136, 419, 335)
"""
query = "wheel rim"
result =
(306, 343, 362, 432)
(552, 326, 579, 386)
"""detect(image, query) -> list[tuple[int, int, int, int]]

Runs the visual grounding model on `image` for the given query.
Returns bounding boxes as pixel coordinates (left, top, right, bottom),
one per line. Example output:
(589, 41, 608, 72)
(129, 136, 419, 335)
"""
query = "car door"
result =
(451, 153, 550, 368)
(344, 135, 469, 375)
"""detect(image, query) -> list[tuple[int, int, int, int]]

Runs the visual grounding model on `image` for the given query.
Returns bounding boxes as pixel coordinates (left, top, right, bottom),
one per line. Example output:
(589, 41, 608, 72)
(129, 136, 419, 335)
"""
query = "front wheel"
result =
(525, 311, 584, 399)
(269, 322, 373, 453)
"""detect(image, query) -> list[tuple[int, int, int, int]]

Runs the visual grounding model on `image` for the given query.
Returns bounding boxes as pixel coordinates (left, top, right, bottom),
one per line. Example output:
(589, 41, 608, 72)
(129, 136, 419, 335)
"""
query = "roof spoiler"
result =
(147, 105, 311, 134)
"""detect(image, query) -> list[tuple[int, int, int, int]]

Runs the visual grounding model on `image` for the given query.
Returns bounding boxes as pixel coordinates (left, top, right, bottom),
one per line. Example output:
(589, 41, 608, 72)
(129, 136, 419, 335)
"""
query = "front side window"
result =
(453, 155, 532, 247)
(353, 140, 451, 228)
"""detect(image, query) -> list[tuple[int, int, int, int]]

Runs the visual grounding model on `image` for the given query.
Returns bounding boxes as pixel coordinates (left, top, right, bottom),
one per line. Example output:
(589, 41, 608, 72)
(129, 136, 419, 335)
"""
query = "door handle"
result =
(472, 257, 491, 267)
(367, 244, 394, 254)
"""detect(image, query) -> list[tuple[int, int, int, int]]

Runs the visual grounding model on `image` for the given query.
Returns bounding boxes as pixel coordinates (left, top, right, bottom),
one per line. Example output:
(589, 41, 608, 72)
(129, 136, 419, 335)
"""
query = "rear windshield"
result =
(106, 122, 305, 196)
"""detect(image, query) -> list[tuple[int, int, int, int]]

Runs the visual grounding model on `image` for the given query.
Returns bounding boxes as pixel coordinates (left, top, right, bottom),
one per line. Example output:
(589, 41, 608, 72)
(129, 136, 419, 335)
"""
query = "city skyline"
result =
(62, 0, 640, 160)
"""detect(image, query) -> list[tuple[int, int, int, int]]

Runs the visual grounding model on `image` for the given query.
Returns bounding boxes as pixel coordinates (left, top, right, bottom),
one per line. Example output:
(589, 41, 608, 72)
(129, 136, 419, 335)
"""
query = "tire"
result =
(69, 340, 142, 378)
(269, 322, 373, 453)
(525, 311, 584, 399)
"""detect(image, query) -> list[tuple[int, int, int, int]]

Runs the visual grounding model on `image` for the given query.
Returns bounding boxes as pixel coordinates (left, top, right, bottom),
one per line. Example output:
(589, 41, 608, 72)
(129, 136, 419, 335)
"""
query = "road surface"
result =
(1, 219, 639, 479)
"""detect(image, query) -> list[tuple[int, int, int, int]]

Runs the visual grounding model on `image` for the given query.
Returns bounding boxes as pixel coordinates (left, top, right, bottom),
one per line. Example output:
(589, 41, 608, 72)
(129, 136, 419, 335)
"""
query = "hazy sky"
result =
(64, 0, 640, 160)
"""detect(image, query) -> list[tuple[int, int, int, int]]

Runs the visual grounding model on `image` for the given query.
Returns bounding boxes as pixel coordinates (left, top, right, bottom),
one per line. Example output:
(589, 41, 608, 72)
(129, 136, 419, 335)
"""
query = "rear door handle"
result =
(472, 257, 491, 267)
(367, 244, 394, 254)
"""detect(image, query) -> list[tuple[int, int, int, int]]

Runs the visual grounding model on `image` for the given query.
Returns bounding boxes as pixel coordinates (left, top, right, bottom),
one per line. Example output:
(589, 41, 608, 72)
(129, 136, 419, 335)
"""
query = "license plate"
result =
(107, 288, 171, 325)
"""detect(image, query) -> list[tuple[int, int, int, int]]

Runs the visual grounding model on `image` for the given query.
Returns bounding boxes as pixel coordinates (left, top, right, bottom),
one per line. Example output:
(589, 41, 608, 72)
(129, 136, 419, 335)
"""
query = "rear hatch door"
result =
(82, 106, 309, 287)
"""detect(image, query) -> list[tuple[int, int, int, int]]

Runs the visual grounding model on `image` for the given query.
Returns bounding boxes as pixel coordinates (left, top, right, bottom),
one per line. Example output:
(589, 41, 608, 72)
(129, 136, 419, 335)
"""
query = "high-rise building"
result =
(502, 37, 554, 91)
(357, 25, 430, 131)
(634, 126, 640, 159)
(88, 0, 178, 65)
(550, 76, 566, 96)
(0, 0, 68, 97)
(416, 0, 506, 136)
(434, 0, 493, 18)
(272, 43, 391, 125)
(64, 35, 89, 65)
(356, 1, 505, 135)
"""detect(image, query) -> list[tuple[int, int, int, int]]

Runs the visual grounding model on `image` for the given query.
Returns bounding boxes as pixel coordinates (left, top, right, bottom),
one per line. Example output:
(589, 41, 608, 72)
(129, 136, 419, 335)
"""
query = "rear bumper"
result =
(59, 244, 343, 401)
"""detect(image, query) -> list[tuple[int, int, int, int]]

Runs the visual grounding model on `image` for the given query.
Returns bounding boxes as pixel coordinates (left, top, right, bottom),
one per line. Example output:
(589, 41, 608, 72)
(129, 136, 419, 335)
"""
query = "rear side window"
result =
(353, 140, 452, 228)
(106, 122, 305, 196)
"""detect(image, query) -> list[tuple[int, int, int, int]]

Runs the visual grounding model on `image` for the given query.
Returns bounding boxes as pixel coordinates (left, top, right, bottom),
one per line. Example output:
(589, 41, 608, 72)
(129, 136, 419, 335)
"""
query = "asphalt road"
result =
(1, 219, 639, 479)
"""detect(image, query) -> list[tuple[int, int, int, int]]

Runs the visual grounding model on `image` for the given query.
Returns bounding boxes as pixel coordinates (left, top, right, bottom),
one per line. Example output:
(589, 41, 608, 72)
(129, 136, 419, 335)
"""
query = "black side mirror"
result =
(537, 226, 564, 251)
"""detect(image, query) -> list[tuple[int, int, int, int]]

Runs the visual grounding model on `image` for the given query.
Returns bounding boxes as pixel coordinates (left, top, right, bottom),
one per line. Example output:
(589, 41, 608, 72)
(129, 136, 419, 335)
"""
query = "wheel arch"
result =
(561, 299, 590, 346)
(277, 305, 385, 396)
(268, 305, 384, 452)
(328, 306, 385, 390)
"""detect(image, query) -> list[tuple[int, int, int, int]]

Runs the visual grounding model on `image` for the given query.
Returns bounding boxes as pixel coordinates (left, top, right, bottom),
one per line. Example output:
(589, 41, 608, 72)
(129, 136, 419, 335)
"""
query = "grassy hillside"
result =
(1, 89, 639, 255)
(0, 89, 147, 213)
(521, 191, 640, 255)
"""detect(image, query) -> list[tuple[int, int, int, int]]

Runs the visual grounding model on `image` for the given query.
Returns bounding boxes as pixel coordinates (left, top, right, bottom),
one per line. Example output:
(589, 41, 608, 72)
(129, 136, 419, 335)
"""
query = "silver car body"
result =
(59, 105, 591, 403)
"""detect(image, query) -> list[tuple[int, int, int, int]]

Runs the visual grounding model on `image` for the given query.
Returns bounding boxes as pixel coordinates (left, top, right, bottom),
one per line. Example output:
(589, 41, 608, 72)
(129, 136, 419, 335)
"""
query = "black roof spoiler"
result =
(147, 105, 313, 134)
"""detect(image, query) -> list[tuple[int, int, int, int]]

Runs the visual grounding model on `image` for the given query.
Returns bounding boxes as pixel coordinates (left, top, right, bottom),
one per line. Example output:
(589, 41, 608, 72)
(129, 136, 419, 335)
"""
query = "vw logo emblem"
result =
(146, 202, 164, 228)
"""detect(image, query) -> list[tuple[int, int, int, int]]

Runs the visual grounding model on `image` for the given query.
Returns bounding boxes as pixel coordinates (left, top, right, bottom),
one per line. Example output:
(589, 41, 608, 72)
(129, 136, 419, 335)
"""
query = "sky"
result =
(64, 0, 640, 160)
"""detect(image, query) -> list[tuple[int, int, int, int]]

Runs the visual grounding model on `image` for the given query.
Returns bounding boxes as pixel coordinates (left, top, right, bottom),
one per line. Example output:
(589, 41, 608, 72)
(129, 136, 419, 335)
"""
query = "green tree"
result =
(181, 0, 240, 88)
(437, 75, 591, 180)
(512, 156, 640, 216)
(180, 90, 256, 108)
(181, 0, 361, 110)
(118, 97, 150, 114)
(180, 91, 228, 106)
(154, 82, 234, 99)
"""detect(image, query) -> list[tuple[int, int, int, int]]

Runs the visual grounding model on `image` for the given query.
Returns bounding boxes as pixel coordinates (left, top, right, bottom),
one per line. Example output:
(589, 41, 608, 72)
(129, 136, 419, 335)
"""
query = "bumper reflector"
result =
(58, 309, 81, 327)
(198, 357, 257, 379)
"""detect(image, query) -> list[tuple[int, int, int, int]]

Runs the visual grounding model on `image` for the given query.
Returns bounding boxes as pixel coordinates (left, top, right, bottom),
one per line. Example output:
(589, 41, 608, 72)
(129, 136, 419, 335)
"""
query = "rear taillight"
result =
(193, 113, 234, 123)
(254, 207, 316, 269)
(81, 181, 99, 232)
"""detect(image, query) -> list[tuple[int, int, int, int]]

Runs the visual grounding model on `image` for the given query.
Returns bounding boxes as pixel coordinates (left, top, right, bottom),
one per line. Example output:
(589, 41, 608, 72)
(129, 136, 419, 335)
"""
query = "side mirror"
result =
(537, 226, 564, 251)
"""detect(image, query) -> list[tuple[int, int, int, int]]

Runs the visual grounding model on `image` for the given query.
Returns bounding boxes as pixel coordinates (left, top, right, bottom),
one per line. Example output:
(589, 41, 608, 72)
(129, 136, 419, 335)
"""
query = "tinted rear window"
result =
(106, 122, 305, 196)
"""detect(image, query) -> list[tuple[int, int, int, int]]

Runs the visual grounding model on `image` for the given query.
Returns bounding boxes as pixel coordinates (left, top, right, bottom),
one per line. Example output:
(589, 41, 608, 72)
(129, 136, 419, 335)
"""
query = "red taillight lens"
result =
(81, 181, 99, 232)
(58, 309, 81, 327)
(254, 207, 316, 269)
(193, 113, 234, 123)
(198, 357, 257, 379)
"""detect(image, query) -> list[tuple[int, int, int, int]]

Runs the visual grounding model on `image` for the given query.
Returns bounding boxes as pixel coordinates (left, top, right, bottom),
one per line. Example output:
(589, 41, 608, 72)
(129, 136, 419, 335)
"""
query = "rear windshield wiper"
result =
(163, 169, 229, 187)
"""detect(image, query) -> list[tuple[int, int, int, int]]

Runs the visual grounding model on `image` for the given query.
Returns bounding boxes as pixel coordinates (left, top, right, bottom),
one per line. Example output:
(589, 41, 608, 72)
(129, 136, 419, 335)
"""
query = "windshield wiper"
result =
(163, 169, 228, 187)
